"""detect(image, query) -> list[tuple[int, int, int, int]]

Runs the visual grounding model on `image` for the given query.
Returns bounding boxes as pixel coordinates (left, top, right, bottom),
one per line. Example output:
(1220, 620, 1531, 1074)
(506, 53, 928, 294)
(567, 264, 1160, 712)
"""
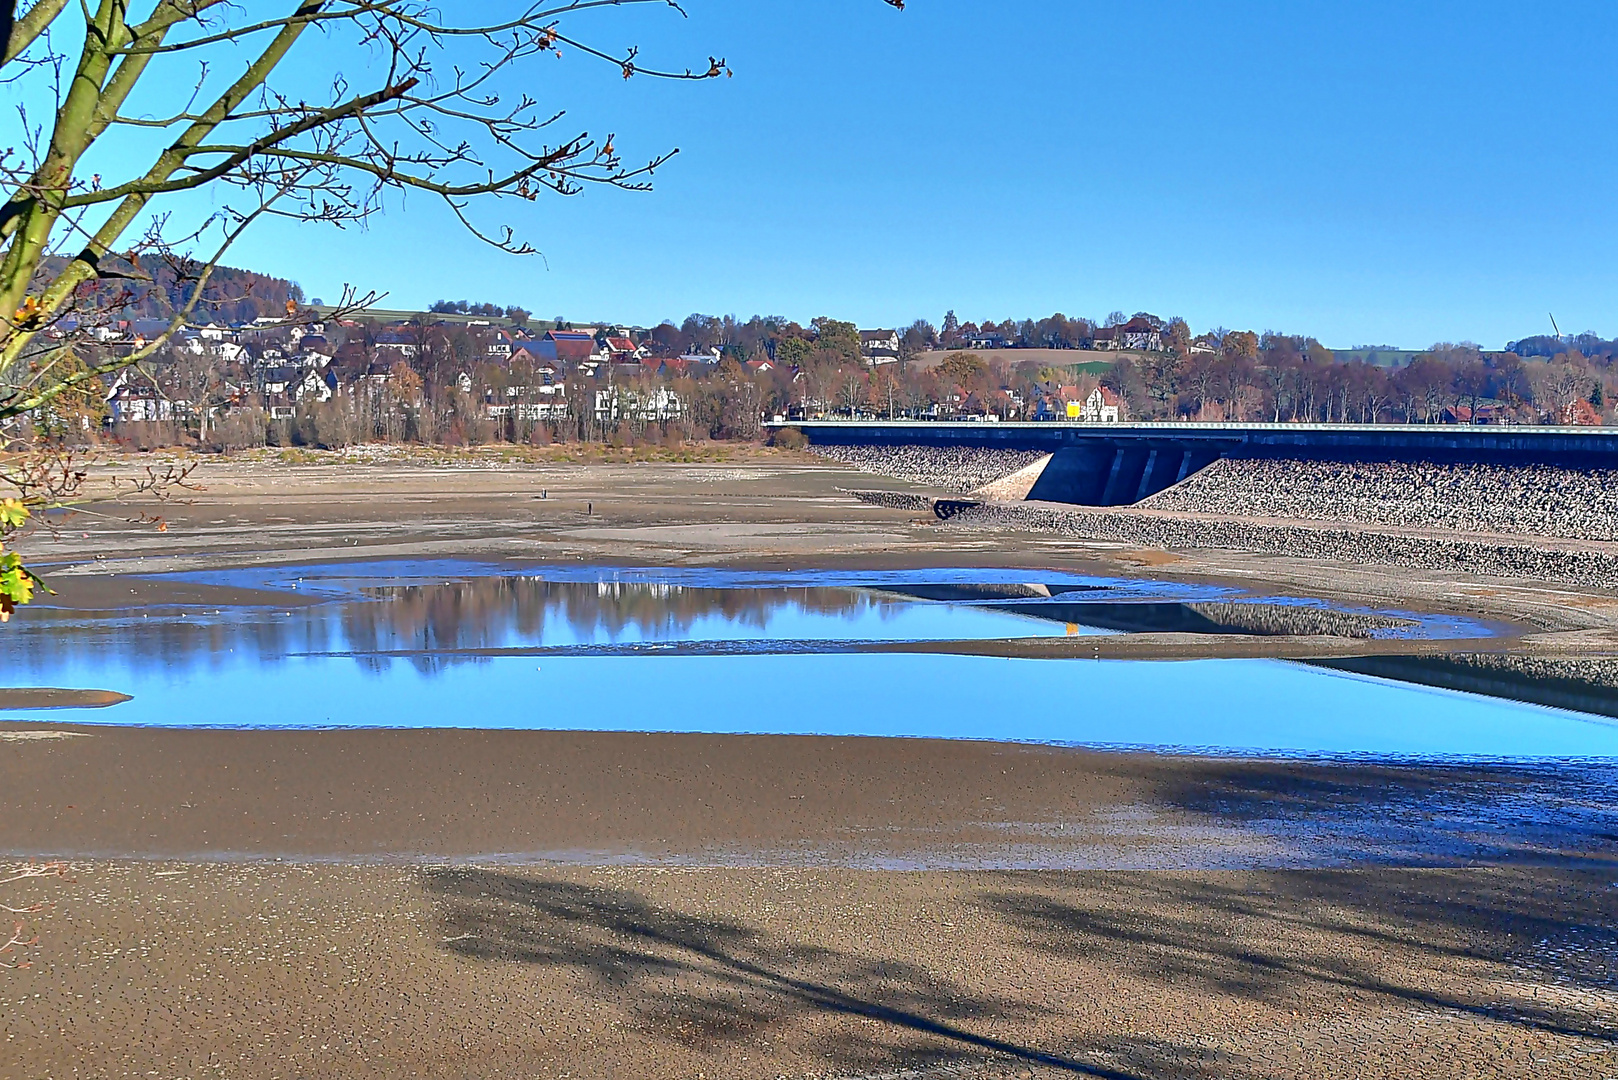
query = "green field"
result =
(1332, 349, 1418, 368)
(909, 348, 1140, 373)
(306, 304, 562, 329)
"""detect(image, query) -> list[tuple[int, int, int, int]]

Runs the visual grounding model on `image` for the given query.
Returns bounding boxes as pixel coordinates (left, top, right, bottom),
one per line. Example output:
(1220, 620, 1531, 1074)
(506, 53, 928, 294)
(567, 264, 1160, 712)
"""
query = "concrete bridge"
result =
(779, 420, 1618, 506)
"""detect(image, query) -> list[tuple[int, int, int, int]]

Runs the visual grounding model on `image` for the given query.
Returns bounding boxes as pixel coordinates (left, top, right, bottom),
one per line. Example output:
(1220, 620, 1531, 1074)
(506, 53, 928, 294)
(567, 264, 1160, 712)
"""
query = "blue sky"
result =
(160, 3, 1618, 346)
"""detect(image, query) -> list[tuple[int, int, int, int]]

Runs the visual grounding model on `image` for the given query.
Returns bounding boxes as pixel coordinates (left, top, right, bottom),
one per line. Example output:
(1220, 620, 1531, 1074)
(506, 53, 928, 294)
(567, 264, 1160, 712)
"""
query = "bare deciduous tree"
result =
(0, 0, 757, 614)
(0, 0, 733, 423)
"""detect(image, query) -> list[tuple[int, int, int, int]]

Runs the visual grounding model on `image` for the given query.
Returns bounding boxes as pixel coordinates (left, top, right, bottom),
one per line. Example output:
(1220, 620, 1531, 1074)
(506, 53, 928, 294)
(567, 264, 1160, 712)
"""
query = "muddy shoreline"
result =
(4, 453, 1618, 1077)
(4, 724, 1615, 869)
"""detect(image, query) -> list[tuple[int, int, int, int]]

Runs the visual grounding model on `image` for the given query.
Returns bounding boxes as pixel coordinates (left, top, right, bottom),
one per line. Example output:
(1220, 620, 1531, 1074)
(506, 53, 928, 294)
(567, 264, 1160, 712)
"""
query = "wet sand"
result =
(4, 451, 1618, 1076)
(19, 447, 1618, 637)
(3, 727, 1617, 1076)
(6, 725, 1616, 869)
(1, 862, 1614, 1079)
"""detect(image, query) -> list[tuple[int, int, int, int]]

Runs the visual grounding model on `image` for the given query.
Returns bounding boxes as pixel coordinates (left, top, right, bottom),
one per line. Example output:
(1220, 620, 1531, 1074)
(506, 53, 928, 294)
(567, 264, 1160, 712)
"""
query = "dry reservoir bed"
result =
(2, 727, 1617, 1077)
(2, 454, 1617, 1077)
(1, 862, 1614, 1080)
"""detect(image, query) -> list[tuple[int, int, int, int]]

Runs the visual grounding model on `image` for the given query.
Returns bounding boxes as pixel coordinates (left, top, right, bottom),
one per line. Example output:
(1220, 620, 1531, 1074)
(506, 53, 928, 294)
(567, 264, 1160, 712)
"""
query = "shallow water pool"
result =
(3, 562, 1615, 761)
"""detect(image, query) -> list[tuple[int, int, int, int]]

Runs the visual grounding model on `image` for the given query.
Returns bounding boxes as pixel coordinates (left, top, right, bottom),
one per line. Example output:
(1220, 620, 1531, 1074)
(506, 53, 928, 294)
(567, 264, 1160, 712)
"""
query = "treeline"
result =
(1097, 337, 1607, 424)
(44, 255, 304, 326)
(427, 299, 532, 325)
(642, 310, 1169, 361)
(1505, 333, 1618, 360)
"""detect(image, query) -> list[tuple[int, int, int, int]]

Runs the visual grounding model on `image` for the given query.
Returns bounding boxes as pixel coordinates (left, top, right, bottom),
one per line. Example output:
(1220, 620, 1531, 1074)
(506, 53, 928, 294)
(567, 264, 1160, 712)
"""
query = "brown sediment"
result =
(3, 453, 1618, 1077)
(3, 724, 1613, 869)
(14, 450, 1618, 637)
(0, 687, 132, 710)
(1, 862, 1614, 1079)
(272, 633, 1506, 663)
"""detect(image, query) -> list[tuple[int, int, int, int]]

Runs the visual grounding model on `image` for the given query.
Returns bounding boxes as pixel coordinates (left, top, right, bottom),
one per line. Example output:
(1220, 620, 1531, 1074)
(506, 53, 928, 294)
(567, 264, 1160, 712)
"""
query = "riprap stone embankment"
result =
(953, 501, 1618, 588)
(1147, 457, 1618, 542)
(810, 444, 1046, 493)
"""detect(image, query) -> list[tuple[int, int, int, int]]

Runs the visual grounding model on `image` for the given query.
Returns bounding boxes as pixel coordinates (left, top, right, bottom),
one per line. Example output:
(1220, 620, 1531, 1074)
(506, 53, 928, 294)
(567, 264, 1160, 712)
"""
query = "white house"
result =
(1092, 316, 1163, 352)
(375, 330, 418, 357)
(595, 386, 684, 423)
(104, 369, 177, 423)
(1080, 387, 1123, 423)
(859, 329, 901, 366)
(487, 330, 516, 358)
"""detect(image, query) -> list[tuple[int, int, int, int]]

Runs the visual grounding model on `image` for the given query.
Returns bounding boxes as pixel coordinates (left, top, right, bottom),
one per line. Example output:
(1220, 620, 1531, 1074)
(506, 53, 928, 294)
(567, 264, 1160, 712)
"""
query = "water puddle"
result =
(1, 561, 1615, 761)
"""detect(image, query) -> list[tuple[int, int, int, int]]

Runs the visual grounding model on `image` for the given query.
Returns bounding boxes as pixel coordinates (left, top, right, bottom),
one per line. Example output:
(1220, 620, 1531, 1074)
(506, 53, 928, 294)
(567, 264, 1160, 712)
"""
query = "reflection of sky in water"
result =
(0, 581, 1099, 675)
(7, 652, 1618, 760)
(0, 562, 1602, 759)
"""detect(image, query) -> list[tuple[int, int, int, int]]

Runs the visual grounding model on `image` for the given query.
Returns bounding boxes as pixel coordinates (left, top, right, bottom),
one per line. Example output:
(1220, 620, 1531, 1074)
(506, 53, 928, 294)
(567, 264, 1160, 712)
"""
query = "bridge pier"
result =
(1174, 449, 1194, 484)
(1099, 448, 1128, 505)
(1134, 449, 1161, 502)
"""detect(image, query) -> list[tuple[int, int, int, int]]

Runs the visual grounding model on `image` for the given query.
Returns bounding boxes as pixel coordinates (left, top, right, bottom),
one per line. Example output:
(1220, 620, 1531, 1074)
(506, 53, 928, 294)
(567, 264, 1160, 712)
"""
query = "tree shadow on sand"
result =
(980, 869, 1618, 1045)
(419, 869, 1236, 1079)
(1148, 757, 1618, 867)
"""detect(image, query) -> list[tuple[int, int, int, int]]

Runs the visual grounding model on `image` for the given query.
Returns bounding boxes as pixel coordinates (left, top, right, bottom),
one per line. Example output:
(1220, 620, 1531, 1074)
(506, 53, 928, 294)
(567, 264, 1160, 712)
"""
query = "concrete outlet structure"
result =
(781, 420, 1618, 507)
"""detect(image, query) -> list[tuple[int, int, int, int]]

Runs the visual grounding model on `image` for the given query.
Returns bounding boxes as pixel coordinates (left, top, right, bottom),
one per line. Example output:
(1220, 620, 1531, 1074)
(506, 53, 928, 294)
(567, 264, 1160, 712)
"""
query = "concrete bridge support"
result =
(784, 420, 1618, 508)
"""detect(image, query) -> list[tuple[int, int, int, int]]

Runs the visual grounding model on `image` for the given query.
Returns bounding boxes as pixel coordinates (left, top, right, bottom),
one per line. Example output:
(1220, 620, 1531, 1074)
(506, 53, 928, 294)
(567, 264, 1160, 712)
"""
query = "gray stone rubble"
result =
(951, 501, 1618, 589)
(1186, 602, 1418, 639)
(841, 489, 934, 511)
(810, 444, 1047, 492)
(1148, 457, 1618, 542)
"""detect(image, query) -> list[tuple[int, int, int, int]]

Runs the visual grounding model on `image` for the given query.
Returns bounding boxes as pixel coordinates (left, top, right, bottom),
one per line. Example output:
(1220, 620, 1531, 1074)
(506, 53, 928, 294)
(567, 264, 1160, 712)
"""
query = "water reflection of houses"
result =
(0, 579, 870, 676)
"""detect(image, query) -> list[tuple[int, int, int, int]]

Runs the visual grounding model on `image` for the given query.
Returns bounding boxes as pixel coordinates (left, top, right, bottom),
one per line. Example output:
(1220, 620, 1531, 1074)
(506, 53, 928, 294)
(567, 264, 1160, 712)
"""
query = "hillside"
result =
(39, 255, 303, 325)
(908, 348, 1141, 372)
(1331, 349, 1419, 368)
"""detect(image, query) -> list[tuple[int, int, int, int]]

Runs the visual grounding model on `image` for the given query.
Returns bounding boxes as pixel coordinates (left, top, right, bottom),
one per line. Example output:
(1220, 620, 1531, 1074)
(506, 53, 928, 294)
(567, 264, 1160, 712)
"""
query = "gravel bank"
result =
(1186, 602, 1419, 639)
(1148, 457, 1618, 541)
(841, 488, 935, 511)
(810, 444, 1047, 492)
(952, 501, 1618, 589)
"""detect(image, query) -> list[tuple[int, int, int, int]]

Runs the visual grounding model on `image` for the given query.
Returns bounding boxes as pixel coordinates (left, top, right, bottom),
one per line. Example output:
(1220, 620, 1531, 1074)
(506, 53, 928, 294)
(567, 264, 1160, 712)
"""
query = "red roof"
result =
(544, 330, 596, 362)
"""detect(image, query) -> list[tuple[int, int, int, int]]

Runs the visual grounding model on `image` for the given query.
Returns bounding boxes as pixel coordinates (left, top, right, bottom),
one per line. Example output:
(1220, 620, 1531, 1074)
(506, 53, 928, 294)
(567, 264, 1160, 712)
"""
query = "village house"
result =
(1091, 316, 1164, 352)
(295, 333, 334, 363)
(486, 329, 516, 358)
(678, 346, 723, 368)
(598, 332, 646, 363)
(375, 329, 418, 357)
(594, 385, 685, 423)
(535, 329, 598, 365)
(1080, 386, 1124, 423)
(104, 368, 179, 424)
(859, 329, 901, 366)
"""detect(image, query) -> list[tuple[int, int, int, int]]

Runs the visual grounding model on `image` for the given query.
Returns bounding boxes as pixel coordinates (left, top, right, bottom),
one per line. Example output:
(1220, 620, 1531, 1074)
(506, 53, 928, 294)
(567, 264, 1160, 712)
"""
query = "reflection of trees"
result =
(344, 581, 868, 654)
(0, 580, 871, 676)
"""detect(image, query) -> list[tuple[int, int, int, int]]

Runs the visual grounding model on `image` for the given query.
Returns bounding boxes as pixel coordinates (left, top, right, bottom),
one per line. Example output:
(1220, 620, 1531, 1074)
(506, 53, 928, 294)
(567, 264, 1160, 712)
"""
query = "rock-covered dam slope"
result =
(1145, 457, 1618, 542)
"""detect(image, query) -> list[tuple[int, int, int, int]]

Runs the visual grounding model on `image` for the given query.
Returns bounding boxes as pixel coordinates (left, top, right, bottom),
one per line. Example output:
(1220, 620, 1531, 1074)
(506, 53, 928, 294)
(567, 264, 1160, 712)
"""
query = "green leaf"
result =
(0, 499, 27, 530)
(0, 549, 37, 621)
